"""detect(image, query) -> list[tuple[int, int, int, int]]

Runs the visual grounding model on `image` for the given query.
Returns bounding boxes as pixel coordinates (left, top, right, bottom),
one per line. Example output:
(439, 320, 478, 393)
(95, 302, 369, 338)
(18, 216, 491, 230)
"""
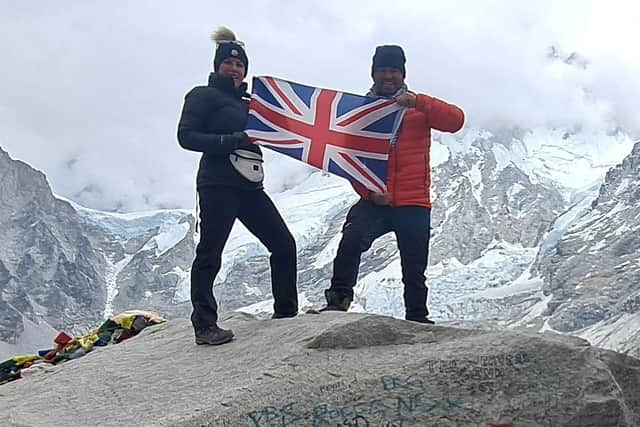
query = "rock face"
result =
(532, 141, 640, 353)
(0, 147, 195, 352)
(430, 132, 566, 265)
(74, 207, 196, 320)
(0, 147, 107, 340)
(1, 313, 639, 427)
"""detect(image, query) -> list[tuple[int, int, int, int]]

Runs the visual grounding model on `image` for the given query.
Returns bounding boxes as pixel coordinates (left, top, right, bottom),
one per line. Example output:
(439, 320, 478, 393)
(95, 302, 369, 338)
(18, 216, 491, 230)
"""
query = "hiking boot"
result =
(319, 291, 352, 312)
(406, 317, 435, 325)
(194, 326, 234, 345)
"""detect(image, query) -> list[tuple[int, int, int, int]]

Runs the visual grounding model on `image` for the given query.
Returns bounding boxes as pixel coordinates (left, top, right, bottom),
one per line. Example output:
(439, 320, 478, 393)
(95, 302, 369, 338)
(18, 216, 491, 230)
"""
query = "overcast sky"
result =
(1, 0, 638, 212)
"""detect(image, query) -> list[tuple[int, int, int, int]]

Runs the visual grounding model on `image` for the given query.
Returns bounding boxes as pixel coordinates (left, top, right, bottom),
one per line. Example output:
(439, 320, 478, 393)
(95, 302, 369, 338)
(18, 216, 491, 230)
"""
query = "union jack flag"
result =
(245, 76, 405, 192)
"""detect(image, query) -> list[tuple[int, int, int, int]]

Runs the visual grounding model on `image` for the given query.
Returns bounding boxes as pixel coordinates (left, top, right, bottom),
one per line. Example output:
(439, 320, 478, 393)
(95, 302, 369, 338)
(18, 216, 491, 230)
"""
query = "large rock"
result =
(1, 313, 639, 426)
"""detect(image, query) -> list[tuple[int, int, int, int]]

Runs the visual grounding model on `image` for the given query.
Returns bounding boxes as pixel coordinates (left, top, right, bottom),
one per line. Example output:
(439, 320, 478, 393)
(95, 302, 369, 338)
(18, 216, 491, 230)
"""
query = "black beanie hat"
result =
(211, 27, 249, 76)
(371, 45, 406, 77)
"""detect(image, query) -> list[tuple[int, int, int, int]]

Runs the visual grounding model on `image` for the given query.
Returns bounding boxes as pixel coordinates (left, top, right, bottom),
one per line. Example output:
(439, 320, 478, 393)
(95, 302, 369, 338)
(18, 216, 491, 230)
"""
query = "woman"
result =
(177, 27, 298, 345)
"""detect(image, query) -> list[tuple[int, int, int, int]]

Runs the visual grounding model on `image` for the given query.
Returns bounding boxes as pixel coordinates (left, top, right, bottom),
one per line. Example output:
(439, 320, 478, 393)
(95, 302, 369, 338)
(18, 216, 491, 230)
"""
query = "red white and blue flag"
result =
(245, 76, 405, 192)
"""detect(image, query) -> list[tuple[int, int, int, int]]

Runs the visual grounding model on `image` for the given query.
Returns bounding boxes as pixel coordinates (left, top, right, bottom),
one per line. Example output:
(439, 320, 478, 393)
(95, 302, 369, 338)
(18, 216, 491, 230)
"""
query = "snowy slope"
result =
(438, 127, 634, 198)
(69, 200, 192, 244)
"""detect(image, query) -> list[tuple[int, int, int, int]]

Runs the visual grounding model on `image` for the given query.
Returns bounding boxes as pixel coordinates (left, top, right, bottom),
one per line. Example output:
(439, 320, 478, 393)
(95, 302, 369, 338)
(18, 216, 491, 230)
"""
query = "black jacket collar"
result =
(208, 73, 249, 98)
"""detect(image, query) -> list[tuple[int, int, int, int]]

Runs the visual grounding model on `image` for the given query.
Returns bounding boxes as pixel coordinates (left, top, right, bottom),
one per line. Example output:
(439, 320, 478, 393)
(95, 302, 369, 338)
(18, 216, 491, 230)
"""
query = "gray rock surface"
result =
(0, 147, 107, 339)
(531, 141, 640, 353)
(1, 312, 639, 427)
(0, 147, 195, 351)
(430, 132, 566, 265)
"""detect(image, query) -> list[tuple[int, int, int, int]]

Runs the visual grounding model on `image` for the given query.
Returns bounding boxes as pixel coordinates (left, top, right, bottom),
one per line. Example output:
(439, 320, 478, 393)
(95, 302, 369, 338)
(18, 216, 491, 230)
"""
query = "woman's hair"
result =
(211, 26, 238, 44)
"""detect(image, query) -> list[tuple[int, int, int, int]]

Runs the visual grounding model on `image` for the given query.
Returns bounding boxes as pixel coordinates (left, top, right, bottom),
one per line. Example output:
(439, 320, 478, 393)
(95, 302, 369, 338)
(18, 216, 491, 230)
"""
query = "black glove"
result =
(228, 131, 253, 149)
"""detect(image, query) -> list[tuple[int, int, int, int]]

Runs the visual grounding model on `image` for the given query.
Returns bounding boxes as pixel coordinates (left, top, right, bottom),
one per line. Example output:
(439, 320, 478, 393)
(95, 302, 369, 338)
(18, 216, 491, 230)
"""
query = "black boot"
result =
(194, 326, 234, 345)
(319, 290, 352, 312)
(406, 317, 435, 325)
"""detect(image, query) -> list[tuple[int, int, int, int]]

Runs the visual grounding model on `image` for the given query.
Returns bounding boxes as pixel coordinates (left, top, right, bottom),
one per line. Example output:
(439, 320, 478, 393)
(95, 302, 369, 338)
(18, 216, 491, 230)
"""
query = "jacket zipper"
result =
(391, 143, 397, 207)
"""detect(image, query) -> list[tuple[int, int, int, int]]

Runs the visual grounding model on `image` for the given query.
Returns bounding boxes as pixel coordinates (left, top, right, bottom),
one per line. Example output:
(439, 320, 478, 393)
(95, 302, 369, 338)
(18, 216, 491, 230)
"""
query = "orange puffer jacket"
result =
(353, 92, 464, 208)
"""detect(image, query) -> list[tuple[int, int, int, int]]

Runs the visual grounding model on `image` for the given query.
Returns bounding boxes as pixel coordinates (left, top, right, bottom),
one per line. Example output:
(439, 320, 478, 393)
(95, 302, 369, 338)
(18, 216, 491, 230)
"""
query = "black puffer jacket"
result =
(178, 73, 263, 190)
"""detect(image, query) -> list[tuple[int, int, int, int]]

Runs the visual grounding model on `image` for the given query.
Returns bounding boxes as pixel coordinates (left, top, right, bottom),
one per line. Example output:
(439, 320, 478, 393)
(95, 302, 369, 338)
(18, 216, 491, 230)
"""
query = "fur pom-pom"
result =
(211, 26, 236, 44)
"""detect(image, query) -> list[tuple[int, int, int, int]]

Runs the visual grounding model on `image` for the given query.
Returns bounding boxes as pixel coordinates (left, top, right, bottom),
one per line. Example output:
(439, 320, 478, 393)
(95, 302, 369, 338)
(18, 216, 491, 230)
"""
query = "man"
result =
(321, 45, 465, 323)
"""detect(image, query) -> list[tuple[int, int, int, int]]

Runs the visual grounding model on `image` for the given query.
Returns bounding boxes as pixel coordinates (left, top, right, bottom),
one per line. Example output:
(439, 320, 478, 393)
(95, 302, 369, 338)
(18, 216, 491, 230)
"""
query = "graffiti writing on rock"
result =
(247, 394, 466, 426)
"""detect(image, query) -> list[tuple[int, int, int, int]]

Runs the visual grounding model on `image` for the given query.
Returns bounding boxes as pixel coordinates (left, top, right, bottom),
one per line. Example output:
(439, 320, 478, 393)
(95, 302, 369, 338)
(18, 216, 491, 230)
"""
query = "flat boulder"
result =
(1, 312, 639, 426)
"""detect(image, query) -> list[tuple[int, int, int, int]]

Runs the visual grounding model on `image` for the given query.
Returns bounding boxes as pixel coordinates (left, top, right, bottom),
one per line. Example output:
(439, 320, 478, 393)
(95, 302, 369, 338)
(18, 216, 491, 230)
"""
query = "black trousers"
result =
(327, 200, 431, 320)
(190, 186, 298, 330)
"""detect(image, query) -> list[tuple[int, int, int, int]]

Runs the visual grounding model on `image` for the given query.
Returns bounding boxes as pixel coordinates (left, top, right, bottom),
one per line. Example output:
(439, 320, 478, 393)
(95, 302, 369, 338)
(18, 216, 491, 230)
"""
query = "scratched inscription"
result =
(246, 373, 470, 427)
(244, 352, 530, 426)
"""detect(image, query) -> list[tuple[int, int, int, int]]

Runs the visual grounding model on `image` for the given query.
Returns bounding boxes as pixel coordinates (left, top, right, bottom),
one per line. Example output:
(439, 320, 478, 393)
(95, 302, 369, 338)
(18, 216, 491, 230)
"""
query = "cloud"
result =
(0, 0, 638, 211)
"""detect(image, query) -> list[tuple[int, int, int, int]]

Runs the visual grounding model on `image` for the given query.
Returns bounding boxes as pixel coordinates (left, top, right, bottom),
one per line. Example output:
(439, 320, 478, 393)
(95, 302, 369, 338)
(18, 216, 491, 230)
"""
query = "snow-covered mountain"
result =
(0, 147, 107, 343)
(69, 203, 195, 319)
(533, 140, 640, 355)
(0, 146, 196, 358)
(426, 131, 640, 357)
(1, 128, 638, 359)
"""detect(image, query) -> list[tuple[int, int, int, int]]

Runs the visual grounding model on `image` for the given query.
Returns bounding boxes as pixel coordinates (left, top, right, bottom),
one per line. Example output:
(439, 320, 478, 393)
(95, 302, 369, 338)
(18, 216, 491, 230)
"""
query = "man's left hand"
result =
(396, 93, 416, 108)
(370, 192, 391, 205)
